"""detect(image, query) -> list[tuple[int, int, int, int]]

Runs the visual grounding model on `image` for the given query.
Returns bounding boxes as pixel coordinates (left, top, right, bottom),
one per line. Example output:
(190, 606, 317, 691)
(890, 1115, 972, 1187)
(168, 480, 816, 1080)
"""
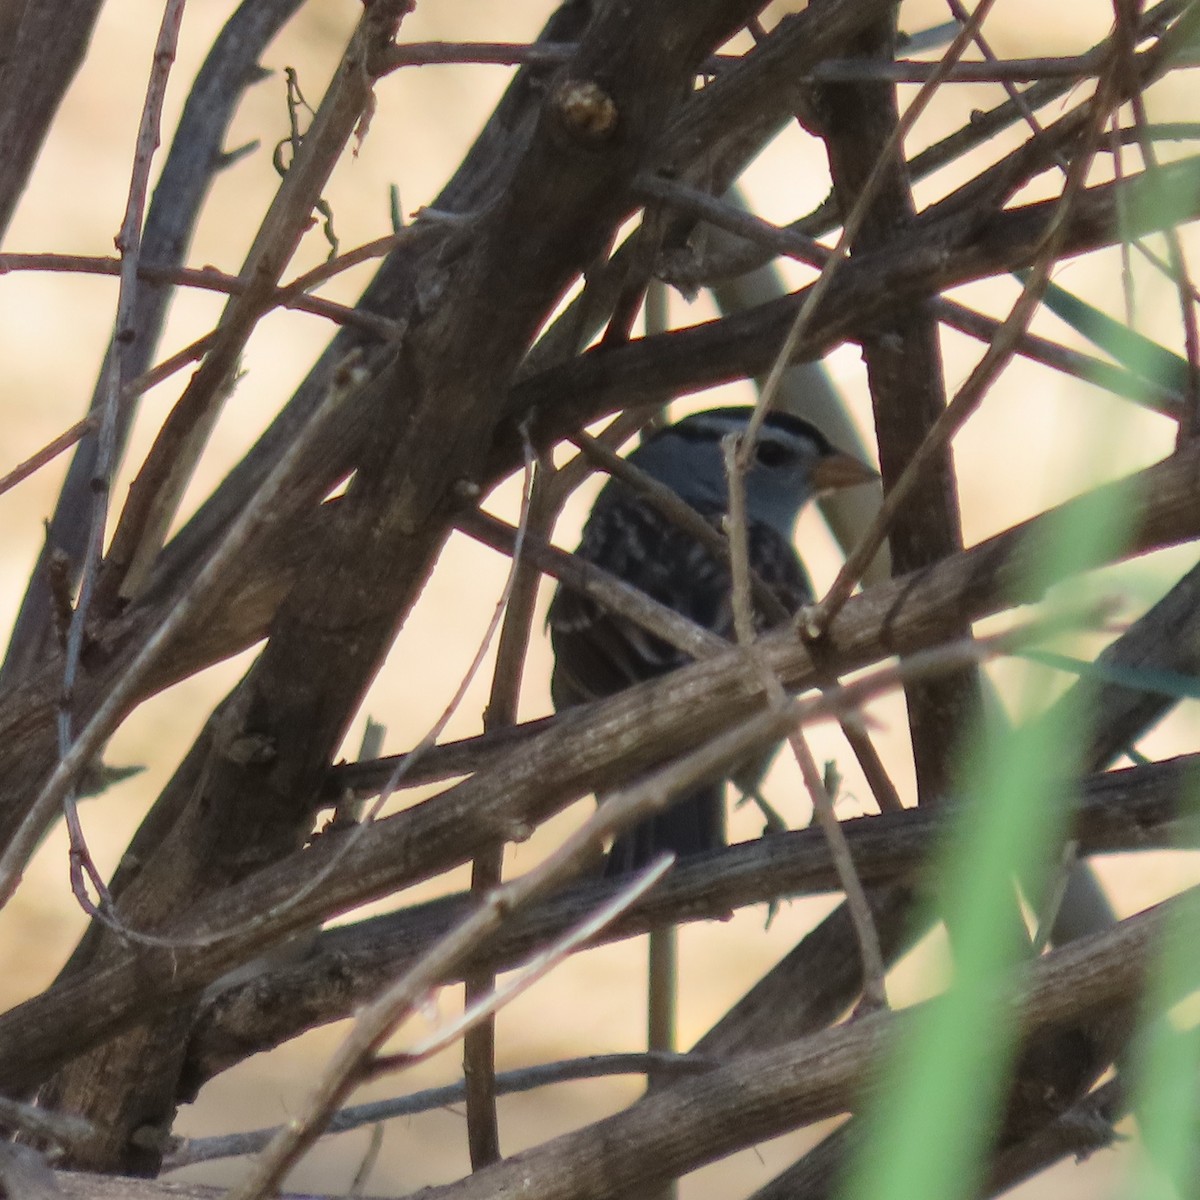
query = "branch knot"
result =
(548, 78, 618, 144)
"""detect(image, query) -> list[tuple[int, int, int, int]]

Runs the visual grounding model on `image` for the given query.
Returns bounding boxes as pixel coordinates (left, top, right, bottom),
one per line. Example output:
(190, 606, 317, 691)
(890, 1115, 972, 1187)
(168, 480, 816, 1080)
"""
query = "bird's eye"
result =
(754, 440, 791, 468)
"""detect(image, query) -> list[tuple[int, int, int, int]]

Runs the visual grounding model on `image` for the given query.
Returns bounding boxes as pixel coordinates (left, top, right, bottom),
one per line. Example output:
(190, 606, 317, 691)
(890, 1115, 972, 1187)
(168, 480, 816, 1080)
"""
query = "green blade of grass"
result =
(1121, 812, 1200, 1199)
(1016, 649, 1200, 702)
(838, 479, 1136, 1200)
(1015, 271, 1190, 394)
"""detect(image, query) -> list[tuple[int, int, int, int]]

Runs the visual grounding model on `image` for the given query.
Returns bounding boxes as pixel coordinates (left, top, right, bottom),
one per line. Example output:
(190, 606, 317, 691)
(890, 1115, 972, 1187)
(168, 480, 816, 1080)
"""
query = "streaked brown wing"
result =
(548, 484, 812, 709)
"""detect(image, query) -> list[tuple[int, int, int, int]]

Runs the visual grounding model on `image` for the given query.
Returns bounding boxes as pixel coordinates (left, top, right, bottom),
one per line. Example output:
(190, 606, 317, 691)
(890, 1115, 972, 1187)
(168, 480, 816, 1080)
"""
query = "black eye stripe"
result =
(657, 407, 834, 457)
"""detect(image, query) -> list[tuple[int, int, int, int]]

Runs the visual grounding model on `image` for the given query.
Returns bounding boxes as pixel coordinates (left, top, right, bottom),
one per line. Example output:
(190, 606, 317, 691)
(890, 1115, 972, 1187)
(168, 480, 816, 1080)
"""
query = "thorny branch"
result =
(3, 0, 1200, 1196)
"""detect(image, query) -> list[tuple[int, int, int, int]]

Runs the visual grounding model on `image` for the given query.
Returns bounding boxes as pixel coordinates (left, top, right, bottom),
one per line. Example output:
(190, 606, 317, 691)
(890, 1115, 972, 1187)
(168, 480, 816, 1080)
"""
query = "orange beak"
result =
(810, 450, 880, 493)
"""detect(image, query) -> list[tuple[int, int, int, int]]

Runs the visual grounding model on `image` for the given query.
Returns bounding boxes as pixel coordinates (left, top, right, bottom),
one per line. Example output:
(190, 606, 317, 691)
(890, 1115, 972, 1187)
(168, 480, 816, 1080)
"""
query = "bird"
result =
(548, 406, 878, 875)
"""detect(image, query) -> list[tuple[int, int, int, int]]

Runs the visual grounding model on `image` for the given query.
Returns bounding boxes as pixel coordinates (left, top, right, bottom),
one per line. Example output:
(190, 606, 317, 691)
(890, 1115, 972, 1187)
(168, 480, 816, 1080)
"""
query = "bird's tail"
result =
(604, 782, 726, 876)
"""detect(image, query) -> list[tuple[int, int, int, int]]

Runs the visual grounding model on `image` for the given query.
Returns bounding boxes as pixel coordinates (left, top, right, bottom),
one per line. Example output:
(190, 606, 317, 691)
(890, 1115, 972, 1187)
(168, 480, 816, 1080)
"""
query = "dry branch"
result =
(2, 0, 1200, 1194)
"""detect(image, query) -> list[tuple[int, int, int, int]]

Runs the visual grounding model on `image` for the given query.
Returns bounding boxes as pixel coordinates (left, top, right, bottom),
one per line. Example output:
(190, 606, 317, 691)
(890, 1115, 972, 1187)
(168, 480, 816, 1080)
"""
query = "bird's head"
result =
(627, 407, 878, 538)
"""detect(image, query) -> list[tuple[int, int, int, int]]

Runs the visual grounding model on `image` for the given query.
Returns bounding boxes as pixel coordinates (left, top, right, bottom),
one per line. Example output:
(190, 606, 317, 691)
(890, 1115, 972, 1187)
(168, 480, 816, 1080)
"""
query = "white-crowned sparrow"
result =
(549, 406, 877, 874)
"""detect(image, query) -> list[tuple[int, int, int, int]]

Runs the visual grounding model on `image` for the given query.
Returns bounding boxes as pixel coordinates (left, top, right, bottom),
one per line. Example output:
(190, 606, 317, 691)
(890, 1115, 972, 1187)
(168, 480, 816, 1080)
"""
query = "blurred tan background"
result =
(1, 1, 1198, 1196)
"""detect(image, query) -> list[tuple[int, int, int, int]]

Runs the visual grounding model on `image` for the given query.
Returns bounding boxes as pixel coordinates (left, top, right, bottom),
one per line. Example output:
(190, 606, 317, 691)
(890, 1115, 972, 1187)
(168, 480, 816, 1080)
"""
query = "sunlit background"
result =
(1, 1, 1197, 1195)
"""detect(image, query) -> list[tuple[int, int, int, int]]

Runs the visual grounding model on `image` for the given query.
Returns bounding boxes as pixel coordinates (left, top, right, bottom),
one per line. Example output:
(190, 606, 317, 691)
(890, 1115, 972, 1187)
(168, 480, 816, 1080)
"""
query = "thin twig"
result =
(0, 253, 400, 338)
(347, 1123, 383, 1199)
(0, 333, 223, 504)
(380, 862, 672, 1070)
(943, 0, 1062, 171)
(736, 0, 1000, 470)
(1111, 114, 1137, 326)
(222, 847, 671, 1200)
(653, 1, 1186, 293)
(0, 353, 367, 910)
(165, 1052, 718, 1170)
(0, 266, 393, 508)
(601, 203, 670, 348)
(641, 276, 677, 1144)
(0, 419, 96, 499)
(66, 438, 546, 951)
(373, 40, 751, 77)
(373, 40, 577, 73)
(837, 720, 905, 815)
(291, 882, 1200, 1200)
(368, 38, 1200, 85)
(723, 435, 888, 1011)
(464, 428, 542, 1170)
(809, 49, 1186, 83)
(459, 509, 724, 663)
(545, 409, 649, 506)
(58, 0, 189, 917)
(97, 0, 414, 605)
(811, 43, 1128, 631)
(639, 173, 1185, 420)
(785, 724, 889, 1011)
(1112, 0, 1200, 441)
(0, 0, 306, 694)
